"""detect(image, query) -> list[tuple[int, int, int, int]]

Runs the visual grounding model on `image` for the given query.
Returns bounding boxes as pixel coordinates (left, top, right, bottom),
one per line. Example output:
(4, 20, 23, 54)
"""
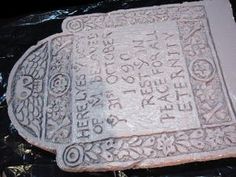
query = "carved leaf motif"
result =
(100, 151, 114, 162)
(16, 102, 24, 113)
(224, 136, 236, 145)
(128, 136, 142, 147)
(27, 44, 48, 79)
(128, 136, 138, 144)
(129, 149, 140, 159)
(143, 137, 155, 147)
(16, 111, 24, 122)
(190, 129, 204, 139)
(84, 144, 93, 151)
(143, 147, 155, 157)
(223, 126, 236, 145)
(116, 139, 124, 149)
(205, 128, 224, 147)
(156, 134, 176, 156)
(22, 105, 29, 119)
(29, 102, 34, 112)
(102, 139, 116, 150)
(117, 150, 129, 160)
(84, 154, 91, 162)
(175, 132, 188, 140)
(38, 96, 43, 106)
(33, 107, 39, 117)
(190, 139, 205, 149)
(86, 151, 98, 160)
(30, 119, 41, 137)
(176, 140, 191, 147)
(130, 147, 143, 154)
(175, 144, 188, 153)
(175, 131, 191, 153)
(91, 145, 102, 154)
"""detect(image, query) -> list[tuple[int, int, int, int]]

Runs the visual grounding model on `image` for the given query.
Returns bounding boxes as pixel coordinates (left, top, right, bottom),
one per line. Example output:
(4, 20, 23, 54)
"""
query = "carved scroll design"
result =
(62, 124, 236, 167)
(12, 42, 48, 138)
(45, 35, 73, 143)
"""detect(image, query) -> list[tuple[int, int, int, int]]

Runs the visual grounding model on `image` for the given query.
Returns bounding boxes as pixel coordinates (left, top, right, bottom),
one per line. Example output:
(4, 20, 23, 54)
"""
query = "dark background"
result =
(0, 0, 236, 177)
(0, 0, 235, 20)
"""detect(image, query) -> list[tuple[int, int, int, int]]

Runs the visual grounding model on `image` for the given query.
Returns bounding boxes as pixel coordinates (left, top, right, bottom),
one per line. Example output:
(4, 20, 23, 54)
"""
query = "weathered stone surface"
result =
(6, 0, 236, 172)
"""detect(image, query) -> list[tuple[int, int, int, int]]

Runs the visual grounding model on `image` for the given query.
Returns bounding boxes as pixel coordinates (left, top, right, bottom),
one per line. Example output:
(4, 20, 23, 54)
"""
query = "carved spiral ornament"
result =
(66, 18, 84, 33)
(63, 144, 84, 167)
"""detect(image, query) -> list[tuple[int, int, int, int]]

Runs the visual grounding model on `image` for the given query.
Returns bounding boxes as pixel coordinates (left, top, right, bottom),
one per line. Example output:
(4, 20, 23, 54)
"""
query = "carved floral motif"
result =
(45, 35, 73, 143)
(62, 124, 236, 167)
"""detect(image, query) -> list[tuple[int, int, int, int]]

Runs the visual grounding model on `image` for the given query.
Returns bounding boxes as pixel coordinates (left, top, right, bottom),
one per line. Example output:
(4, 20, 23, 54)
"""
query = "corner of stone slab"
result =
(56, 143, 84, 172)
(56, 145, 70, 172)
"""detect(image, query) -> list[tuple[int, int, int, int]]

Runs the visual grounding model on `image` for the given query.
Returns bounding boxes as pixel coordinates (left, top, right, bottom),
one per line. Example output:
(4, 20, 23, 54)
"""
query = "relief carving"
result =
(45, 35, 73, 143)
(61, 125, 236, 167)
(11, 42, 48, 138)
(6, 1, 236, 172)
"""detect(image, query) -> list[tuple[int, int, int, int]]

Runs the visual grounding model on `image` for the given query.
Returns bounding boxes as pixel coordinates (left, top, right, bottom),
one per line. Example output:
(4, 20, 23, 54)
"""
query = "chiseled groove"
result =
(42, 40, 51, 141)
(71, 34, 76, 143)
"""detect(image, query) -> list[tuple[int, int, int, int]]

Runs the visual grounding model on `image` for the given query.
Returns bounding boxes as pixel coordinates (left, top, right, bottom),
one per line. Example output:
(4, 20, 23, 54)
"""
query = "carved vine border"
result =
(62, 124, 236, 167)
(61, 5, 236, 167)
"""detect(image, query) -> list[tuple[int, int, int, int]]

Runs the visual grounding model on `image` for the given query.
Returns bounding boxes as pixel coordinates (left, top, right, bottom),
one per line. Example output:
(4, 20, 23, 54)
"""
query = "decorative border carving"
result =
(59, 4, 235, 168)
(62, 124, 236, 167)
(45, 35, 73, 143)
(7, 2, 236, 171)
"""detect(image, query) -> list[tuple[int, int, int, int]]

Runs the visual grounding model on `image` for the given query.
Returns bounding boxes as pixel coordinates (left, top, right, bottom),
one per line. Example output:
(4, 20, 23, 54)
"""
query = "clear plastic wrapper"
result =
(0, 0, 236, 176)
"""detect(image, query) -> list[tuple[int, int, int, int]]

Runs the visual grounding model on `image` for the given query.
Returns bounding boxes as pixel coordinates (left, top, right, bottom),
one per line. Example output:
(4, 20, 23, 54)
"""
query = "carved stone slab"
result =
(6, 0, 236, 172)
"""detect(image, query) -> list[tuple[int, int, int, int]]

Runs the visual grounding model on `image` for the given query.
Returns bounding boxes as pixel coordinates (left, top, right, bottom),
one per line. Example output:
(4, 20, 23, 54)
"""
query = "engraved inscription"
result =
(72, 22, 200, 142)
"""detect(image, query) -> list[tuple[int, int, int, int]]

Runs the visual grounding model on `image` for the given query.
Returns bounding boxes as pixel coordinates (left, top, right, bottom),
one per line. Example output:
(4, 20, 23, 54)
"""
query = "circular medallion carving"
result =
(63, 144, 84, 167)
(49, 73, 70, 96)
(189, 59, 215, 82)
(66, 18, 84, 33)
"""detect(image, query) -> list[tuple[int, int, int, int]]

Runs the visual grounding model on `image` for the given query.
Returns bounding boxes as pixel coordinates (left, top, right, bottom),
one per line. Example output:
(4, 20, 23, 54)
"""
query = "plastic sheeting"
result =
(0, 0, 236, 176)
